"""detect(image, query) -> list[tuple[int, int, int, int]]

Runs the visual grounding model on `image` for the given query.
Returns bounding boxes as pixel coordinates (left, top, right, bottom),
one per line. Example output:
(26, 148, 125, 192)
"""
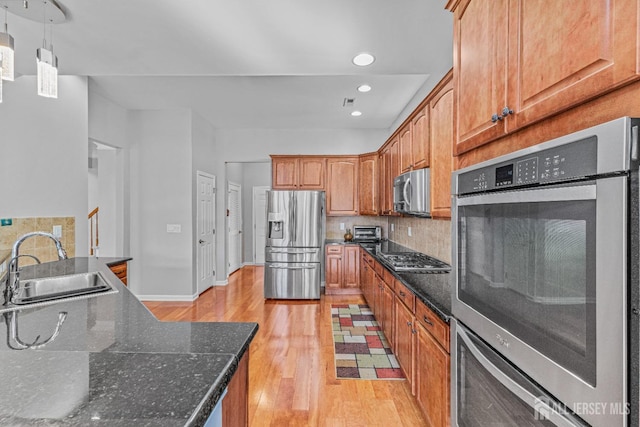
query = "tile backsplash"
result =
(326, 215, 452, 264)
(388, 217, 452, 264)
(0, 217, 76, 266)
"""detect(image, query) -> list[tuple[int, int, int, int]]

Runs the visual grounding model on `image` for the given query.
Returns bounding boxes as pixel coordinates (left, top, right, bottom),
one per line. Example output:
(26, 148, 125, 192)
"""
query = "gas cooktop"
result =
(378, 252, 451, 273)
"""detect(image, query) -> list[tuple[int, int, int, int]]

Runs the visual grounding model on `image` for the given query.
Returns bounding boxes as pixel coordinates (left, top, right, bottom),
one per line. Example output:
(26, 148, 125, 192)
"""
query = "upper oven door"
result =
(452, 176, 628, 427)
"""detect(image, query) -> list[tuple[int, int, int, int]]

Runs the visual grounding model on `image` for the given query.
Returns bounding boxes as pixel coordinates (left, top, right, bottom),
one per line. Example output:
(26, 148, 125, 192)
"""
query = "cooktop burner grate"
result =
(378, 252, 451, 273)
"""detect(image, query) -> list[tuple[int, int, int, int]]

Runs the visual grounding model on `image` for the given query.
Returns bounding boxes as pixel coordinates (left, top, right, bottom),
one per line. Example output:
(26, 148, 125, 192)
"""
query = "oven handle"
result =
(456, 184, 595, 207)
(457, 325, 582, 427)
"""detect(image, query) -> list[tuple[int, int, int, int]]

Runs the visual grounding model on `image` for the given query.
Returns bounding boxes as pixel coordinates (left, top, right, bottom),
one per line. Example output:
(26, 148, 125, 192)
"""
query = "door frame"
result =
(227, 181, 243, 275)
(252, 186, 270, 265)
(196, 171, 216, 295)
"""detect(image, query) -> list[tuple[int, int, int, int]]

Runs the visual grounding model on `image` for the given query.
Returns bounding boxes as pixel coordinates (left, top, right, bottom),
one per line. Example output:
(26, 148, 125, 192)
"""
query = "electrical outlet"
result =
(408, 226, 412, 237)
(340, 223, 345, 230)
(0, 218, 12, 226)
(167, 224, 182, 233)
(390, 223, 394, 232)
(52, 225, 62, 238)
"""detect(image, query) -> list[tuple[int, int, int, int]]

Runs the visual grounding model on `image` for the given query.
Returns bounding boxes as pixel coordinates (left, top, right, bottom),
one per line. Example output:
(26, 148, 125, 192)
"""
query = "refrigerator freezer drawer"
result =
(265, 247, 322, 263)
(264, 262, 321, 299)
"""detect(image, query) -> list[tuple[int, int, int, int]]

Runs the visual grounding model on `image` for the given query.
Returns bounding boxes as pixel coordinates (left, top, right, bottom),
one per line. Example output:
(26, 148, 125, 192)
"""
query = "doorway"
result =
(227, 181, 243, 274)
(197, 171, 216, 295)
(253, 186, 270, 264)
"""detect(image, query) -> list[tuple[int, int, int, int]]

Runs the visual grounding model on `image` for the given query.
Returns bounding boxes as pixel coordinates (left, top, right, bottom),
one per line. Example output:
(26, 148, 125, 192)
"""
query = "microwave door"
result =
(403, 176, 412, 208)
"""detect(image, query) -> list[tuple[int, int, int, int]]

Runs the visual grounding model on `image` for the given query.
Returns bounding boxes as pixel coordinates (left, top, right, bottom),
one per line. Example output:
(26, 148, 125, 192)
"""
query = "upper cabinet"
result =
(326, 157, 359, 216)
(411, 106, 430, 170)
(271, 156, 325, 190)
(358, 153, 378, 216)
(450, 0, 640, 155)
(399, 123, 413, 173)
(429, 72, 454, 219)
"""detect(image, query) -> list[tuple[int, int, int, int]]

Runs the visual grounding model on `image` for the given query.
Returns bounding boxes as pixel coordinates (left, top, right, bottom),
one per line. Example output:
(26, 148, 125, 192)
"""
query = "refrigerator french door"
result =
(451, 117, 640, 427)
(264, 190, 325, 299)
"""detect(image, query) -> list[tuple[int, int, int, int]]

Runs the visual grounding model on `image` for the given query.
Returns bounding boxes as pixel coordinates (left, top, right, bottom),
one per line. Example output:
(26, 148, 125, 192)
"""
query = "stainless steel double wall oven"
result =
(451, 117, 640, 427)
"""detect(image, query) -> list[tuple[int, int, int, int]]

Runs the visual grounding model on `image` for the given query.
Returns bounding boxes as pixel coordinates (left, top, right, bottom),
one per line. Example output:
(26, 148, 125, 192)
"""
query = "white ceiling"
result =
(2, 0, 453, 129)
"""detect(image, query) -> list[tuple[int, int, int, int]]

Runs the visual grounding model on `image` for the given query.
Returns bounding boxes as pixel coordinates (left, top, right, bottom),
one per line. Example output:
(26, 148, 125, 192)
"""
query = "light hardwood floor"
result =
(144, 266, 428, 427)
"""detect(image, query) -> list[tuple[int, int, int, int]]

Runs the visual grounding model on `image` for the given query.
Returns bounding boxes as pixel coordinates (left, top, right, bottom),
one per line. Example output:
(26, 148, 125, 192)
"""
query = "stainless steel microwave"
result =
(393, 168, 431, 217)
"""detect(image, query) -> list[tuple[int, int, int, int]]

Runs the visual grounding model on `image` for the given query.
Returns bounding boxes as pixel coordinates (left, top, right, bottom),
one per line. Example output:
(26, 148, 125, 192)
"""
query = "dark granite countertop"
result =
(325, 239, 360, 245)
(360, 240, 452, 322)
(0, 257, 258, 426)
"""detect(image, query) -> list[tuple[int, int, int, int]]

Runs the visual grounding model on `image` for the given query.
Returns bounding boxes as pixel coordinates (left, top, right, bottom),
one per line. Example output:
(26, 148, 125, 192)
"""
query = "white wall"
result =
(241, 162, 271, 263)
(0, 76, 89, 254)
(128, 109, 194, 299)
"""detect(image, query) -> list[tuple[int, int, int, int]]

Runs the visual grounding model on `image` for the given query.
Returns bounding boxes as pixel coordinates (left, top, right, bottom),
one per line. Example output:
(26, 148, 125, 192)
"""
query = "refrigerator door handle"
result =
(268, 264, 317, 270)
(269, 249, 318, 254)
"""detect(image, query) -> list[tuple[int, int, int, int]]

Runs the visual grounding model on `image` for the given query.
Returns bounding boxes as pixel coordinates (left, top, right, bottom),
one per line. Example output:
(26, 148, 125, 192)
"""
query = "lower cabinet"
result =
(222, 351, 249, 427)
(325, 245, 360, 295)
(416, 323, 450, 427)
(108, 261, 128, 286)
(394, 296, 415, 385)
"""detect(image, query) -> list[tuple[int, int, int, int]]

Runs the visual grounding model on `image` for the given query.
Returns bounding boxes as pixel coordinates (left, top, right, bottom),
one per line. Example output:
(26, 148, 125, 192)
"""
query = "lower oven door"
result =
(452, 177, 628, 427)
(452, 319, 588, 427)
(264, 262, 320, 299)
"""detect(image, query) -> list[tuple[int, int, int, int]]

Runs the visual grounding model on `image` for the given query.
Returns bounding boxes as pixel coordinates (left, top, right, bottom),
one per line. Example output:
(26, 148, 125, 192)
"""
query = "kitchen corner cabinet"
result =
(429, 72, 454, 219)
(325, 245, 360, 295)
(271, 156, 325, 190)
(326, 157, 359, 216)
(450, 0, 640, 155)
(358, 153, 378, 215)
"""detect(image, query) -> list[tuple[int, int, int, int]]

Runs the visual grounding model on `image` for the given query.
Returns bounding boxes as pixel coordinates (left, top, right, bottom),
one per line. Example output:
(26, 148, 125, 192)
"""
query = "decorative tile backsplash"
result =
(0, 217, 76, 266)
(326, 215, 452, 264)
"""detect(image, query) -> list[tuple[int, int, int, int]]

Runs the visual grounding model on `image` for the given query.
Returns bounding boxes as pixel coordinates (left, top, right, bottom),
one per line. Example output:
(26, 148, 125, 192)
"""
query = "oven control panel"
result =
(457, 136, 597, 195)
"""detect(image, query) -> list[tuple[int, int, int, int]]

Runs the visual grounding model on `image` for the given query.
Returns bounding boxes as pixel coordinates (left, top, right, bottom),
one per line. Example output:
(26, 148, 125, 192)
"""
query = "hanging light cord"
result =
(42, 0, 46, 49)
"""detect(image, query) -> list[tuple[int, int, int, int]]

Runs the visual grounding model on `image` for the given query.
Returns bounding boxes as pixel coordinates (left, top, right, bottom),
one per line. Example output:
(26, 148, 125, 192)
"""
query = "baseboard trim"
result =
(137, 293, 197, 302)
(215, 279, 229, 286)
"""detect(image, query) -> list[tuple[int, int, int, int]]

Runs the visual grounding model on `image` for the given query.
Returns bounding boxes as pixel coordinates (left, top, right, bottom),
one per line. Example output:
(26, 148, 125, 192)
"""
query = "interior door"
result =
(197, 172, 216, 295)
(253, 186, 269, 264)
(227, 181, 243, 274)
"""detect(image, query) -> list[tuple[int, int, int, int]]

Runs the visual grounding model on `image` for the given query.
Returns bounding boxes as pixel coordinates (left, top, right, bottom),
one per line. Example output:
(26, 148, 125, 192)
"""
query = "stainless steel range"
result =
(378, 252, 450, 273)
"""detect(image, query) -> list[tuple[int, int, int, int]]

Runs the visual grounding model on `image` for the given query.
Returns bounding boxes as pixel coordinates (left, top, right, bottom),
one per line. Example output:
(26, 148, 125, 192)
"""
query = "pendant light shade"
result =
(0, 16, 15, 81)
(36, 46, 57, 98)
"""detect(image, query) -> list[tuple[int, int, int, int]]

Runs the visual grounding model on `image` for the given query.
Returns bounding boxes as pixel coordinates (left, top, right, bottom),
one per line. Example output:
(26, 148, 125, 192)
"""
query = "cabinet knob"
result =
(491, 113, 503, 123)
(407, 321, 412, 327)
(399, 291, 406, 297)
(501, 107, 514, 117)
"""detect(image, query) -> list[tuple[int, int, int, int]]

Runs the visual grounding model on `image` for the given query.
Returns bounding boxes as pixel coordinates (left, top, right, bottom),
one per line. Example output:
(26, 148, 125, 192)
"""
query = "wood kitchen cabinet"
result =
(271, 156, 325, 190)
(429, 72, 454, 219)
(411, 105, 430, 170)
(378, 271, 395, 349)
(378, 137, 399, 216)
(326, 157, 359, 216)
(222, 351, 249, 427)
(108, 260, 128, 286)
(395, 292, 416, 387)
(415, 323, 450, 427)
(325, 245, 360, 295)
(399, 123, 413, 173)
(449, 0, 640, 155)
(358, 153, 378, 215)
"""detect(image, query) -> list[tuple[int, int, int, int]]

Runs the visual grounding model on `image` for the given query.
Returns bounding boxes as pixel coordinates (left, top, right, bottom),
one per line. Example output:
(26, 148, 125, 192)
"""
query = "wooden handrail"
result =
(89, 207, 99, 256)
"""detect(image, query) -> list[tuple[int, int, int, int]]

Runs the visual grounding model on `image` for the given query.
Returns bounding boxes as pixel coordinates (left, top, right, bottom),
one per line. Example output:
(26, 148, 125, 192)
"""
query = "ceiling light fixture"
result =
(351, 111, 362, 117)
(0, 6, 15, 82)
(36, 1, 57, 98)
(352, 53, 375, 67)
(357, 84, 372, 93)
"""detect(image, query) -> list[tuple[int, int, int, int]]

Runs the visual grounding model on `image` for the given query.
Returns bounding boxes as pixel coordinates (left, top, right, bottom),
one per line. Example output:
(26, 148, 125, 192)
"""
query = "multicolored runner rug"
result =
(331, 304, 404, 380)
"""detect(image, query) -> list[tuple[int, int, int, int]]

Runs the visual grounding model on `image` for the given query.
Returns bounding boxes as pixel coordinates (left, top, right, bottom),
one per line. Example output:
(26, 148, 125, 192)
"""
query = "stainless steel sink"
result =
(12, 272, 114, 305)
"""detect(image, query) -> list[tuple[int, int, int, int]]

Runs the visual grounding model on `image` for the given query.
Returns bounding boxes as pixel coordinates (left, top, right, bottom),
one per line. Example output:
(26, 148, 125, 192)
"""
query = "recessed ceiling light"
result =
(351, 111, 362, 117)
(357, 84, 372, 93)
(352, 53, 375, 67)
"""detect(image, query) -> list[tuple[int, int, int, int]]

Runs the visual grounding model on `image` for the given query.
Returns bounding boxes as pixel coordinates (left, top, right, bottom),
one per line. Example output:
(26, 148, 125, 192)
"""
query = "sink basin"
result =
(12, 271, 114, 305)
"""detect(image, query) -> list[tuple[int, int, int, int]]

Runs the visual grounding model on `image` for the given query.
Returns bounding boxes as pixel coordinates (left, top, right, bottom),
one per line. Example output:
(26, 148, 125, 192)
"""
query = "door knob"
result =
(199, 239, 205, 244)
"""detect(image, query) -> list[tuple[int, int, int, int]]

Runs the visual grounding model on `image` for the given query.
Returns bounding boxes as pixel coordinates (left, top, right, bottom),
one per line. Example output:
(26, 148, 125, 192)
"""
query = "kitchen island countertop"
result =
(0, 257, 258, 426)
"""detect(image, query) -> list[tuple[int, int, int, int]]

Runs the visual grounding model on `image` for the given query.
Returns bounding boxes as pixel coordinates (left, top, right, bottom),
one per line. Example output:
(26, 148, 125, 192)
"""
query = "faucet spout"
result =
(11, 231, 68, 261)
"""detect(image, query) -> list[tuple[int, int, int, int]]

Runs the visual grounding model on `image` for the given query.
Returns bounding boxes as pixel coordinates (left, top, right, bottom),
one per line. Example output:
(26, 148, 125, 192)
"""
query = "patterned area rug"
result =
(331, 304, 404, 380)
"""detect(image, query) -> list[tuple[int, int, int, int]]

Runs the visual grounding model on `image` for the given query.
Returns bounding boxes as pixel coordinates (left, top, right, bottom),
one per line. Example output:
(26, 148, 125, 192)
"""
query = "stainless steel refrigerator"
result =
(264, 190, 325, 299)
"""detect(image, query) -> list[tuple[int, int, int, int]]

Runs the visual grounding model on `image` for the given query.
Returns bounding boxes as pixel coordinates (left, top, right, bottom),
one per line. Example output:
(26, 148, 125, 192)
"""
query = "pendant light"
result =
(36, 0, 57, 98)
(0, 6, 15, 82)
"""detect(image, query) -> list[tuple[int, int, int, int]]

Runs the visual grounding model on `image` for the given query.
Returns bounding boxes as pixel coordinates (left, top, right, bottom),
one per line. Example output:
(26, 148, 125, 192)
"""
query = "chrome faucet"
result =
(5, 232, 68, 304)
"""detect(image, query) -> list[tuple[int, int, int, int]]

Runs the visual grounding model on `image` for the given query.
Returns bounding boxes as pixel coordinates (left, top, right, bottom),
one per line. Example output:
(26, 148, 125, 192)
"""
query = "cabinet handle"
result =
(412, 329, 417, 335)
(501, 107, 514, 117)
(423, 315, 433, 326)
(399, 291, 406, 297)
(491, 113, 503, 123)
(407, 321, 412, 327)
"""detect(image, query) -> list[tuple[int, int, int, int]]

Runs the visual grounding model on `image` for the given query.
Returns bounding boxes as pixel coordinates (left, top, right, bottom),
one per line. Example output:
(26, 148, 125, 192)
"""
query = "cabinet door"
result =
(507, 0, 640, 132)
(326, 157, 359, 216)
(272, 157, 299, 189)
(395, 297, 415, 385)
(429, 75, 454, 219)
(416, 325, 450, 427)
(411, 106, 430, 170)
(343, 246, 360, 289)
(325, 252, 343, 290)
(381, 281, 395, 349)
(389, 138, 400, 216)
(298, 157, 325, 190)
(378, 151, 387, 215)
(399, 124, 413, 173)
(358, 153, 378, 215)
(380, 147, 392, 215)
(453, 0, 509, 155)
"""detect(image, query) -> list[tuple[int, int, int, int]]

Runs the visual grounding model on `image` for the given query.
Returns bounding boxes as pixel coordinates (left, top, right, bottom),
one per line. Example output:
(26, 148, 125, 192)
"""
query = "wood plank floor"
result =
(144, 266, 428, 427)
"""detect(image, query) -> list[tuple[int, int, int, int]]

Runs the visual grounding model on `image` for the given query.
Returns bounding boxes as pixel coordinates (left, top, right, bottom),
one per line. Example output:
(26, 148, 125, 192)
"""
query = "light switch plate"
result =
(52, 225, 62, 238)
(408, 226, 412, 237)
(167, 224, 182, 233)
(340, 223, 345, 230)
(391, 223, 394, 232)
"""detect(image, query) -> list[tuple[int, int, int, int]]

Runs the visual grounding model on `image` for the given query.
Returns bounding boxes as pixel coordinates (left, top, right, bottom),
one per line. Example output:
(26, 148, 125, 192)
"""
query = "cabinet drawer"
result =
(395, 280, 415, 313)
(382, 269, 395, 292)
(326, 245, 343, 254)
(416, 299, 449, 353)
(373, 260, 384, 277)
